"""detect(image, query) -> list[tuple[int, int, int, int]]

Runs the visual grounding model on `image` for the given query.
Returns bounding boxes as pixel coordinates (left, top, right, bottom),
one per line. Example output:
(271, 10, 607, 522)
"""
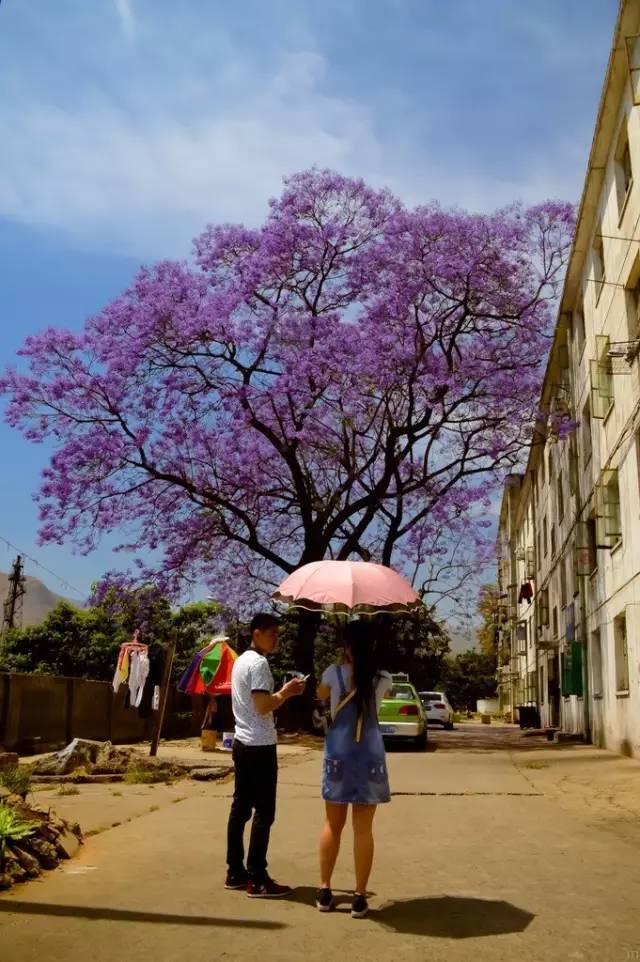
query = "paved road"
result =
(2, 731, 640, 962)
(424, 720, 553, 751)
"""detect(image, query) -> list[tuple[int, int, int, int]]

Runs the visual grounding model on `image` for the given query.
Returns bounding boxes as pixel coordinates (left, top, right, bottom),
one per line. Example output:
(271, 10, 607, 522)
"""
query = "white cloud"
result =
(0, 4, 586, 261)
(0, 49, 388, 258)
(113, 0, 136, 42)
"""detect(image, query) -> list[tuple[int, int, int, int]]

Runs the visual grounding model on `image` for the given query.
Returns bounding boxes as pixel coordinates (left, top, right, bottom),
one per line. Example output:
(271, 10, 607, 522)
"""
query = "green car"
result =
(378, 674, 428, 748)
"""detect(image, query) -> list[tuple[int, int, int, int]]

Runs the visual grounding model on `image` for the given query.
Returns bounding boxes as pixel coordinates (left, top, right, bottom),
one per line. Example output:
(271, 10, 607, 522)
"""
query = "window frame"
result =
(593, 227, 606, 305)
(614, 612, 629, 694)
(616, 122, 633, 222)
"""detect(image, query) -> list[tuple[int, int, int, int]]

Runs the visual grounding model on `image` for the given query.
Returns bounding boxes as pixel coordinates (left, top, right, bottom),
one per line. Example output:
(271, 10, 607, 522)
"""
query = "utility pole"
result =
(149, 630, 177, 757)
(1, 554, 26, 657)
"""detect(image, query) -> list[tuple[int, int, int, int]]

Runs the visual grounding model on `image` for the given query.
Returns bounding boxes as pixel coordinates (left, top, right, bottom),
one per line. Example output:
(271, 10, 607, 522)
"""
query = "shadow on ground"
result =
(291, 888, 534, 938)
(385, 740, 437, 754)
(0, 901, 285, 930)
(291, 886, 356, 910)
(372, 895, 535, 938)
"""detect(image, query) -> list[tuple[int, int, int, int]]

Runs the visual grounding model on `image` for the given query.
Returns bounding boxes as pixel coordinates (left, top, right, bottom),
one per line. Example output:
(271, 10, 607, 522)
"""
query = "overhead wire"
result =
(0, 533, 85, 600)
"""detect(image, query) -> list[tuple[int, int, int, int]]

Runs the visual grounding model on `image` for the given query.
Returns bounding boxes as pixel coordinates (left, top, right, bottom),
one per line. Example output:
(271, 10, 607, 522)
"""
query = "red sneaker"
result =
(247, 876, 292, 898)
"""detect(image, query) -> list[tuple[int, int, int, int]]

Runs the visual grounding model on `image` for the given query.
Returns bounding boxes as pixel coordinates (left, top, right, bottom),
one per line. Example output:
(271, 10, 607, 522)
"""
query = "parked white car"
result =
(419, 691, 455, 729)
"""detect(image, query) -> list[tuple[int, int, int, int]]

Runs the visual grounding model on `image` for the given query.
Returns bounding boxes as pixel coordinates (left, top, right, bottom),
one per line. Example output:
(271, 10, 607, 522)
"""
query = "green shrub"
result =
(66, 767, 90, 783)
(0, 764, 32, 799)
(0, 804, 37, 870)
(57, 784, 80, 796)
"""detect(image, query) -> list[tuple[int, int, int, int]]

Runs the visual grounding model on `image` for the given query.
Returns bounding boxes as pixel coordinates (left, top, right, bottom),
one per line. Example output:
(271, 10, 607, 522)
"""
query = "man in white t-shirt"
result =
(225, 612, 306, 898)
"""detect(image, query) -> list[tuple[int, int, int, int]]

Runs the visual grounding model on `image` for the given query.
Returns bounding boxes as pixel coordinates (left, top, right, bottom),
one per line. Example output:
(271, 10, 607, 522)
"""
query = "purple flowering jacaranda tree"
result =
(1, 170, 574, 639)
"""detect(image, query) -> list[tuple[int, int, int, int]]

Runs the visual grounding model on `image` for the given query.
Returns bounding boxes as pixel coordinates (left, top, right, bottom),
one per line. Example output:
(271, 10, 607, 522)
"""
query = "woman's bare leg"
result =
(352, 804, 377, 894)
(319, 802, 348, 888)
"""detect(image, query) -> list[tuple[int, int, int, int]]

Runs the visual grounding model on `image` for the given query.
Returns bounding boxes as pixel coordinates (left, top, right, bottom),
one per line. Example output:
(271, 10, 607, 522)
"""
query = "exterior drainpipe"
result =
(577, 562, 591, 744)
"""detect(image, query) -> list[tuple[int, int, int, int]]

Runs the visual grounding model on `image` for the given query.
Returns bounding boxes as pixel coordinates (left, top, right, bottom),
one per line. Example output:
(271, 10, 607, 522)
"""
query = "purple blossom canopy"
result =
(0, 170, 575, 609)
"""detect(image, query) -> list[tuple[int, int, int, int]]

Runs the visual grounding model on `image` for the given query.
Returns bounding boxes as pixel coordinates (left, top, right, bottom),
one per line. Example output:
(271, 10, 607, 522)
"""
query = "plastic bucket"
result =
(222, 731, 235, 751)
(201, 730, 218, 752)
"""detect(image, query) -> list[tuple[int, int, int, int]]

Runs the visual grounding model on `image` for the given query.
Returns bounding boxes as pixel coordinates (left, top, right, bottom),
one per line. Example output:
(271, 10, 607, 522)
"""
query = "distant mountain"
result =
(0, 572, 74, 628)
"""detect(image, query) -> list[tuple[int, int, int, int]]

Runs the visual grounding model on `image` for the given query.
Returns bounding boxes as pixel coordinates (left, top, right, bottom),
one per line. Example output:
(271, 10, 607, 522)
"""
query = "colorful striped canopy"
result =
(177, 637, 238, 696)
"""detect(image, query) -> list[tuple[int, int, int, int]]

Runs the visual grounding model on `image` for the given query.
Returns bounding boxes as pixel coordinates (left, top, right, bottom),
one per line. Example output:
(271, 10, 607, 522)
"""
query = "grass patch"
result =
(57, 784, 81, 796)
(0, 764, 32, 798)
(112, 790, 123, 797)
(123, 764, 171, 785)
(66, 766, 91, 783)
(522, 761, 550, 770)
(148, 805, 160, 813)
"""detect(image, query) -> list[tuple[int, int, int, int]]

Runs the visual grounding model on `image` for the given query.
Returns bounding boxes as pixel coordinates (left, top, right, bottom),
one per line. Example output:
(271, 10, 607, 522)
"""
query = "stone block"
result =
(10, 844, 42, 879)
(190, 767, 228, 781)
(0, 753, 19, 770)
(55, 830, 81, 860)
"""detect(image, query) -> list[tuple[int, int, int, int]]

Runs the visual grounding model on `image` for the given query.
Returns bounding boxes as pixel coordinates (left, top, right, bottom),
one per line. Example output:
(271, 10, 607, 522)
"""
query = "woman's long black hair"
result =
(345, 619, 379, 719)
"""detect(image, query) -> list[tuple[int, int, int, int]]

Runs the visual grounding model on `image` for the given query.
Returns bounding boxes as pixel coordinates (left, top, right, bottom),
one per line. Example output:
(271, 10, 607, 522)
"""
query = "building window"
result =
(616, 126, 633, 216)
(552, 606, 559, 639)
(625, 259, 640, 341)
(560, 556, 567, 608)
(574, 304, 586, 360)
(569, 436, 579, 496)
(596, 469, 622, 548)
(527, 671, 536, 701)
(550, 523, 556, 556)
(516, 620, 527, 651)
(557, 472, 564, 523)
(587, 517, 598, 572)
(539, 587, 550, 627)
(590, 335, 614, 418)
(582, 400, 592, 465)
(591, 628, 603, 698)
(543, 515, 548, 557)
(593, 227, 606, 303)
(614, 612, 629, 693)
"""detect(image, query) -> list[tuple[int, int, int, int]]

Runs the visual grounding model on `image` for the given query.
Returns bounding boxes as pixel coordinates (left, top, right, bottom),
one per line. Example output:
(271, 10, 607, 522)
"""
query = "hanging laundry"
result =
(112, 632, 150, 703)
(129, 649, 150, 707)
(112, 647, 131, 693)
(518, 582, 534, 605)
(138, 656, 163, 719)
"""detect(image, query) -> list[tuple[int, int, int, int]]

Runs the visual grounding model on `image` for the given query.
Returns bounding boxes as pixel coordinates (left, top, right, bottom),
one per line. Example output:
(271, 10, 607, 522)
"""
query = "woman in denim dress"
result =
(315, 620, 392, 918)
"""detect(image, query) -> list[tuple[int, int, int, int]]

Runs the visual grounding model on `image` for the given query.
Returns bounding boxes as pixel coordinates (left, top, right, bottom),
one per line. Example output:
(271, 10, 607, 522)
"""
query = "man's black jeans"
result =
(226, 740, 278, 882)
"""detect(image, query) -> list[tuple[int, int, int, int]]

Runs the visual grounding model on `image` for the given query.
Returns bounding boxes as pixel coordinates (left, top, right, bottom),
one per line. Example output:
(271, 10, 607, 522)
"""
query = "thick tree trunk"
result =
(289, 609, 320, 733)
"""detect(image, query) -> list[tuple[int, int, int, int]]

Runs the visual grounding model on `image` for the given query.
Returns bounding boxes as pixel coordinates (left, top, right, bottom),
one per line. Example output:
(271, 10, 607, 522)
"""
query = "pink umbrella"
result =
(272, 560, 422, 616)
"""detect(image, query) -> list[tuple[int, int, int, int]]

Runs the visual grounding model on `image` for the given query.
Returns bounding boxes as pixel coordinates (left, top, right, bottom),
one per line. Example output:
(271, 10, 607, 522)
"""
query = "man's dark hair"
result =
(249, 612, 281, 637)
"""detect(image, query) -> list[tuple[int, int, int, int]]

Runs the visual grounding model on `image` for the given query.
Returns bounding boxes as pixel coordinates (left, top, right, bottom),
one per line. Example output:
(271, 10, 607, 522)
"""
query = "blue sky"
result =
(0, 0, 619, 603)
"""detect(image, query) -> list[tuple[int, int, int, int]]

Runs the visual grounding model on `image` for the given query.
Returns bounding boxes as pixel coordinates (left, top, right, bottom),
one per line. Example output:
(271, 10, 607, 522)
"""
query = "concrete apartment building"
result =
(497, 0, 640, 758)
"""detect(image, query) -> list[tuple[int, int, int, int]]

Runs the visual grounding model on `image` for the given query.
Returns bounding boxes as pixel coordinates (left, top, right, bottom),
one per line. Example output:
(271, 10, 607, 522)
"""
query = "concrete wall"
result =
(0, 671, 219, 753)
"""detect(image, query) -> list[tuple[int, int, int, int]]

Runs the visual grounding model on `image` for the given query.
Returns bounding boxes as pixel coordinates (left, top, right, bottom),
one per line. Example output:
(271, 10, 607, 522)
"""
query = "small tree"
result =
(476, 583, 500, 656)
(0, 586, 222, 683)
(441, 650, 498, 712)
